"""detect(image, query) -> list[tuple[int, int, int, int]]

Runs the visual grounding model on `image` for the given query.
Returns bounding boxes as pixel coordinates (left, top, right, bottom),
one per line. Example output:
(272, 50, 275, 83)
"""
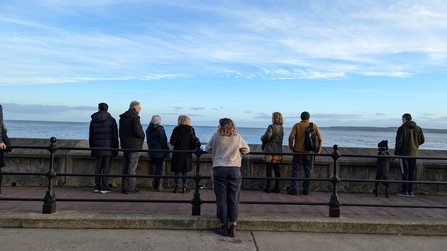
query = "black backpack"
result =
(305, 123, 319, 152)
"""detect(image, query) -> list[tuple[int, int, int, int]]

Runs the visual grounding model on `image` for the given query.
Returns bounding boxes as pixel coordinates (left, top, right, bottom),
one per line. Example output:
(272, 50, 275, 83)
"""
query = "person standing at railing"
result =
(119, 101, 145, 194)
(207, 118, 250, 238)
(146, 115, 170, 192)
(0, 105, 12, 197)
(394, 113, 425, 198)
(169, 115, 197, 193)
(261, 112, 284, 193)
(287, 111, 323, 196)
(89, 102, 119, 194)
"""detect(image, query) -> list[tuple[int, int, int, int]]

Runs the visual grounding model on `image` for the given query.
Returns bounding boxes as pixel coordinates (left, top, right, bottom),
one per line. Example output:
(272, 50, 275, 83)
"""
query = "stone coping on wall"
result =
(2, 139, 447, 194)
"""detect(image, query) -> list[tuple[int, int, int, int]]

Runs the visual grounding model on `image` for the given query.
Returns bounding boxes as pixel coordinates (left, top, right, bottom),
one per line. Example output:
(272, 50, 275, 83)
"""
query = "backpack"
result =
(304, 123, 319, 152)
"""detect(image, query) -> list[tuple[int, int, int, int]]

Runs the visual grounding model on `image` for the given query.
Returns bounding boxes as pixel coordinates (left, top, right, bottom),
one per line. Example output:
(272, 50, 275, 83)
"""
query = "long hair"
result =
(218, 118, 237, 136)
(272, 112, 283, 125)
(177, 115, 191, 126)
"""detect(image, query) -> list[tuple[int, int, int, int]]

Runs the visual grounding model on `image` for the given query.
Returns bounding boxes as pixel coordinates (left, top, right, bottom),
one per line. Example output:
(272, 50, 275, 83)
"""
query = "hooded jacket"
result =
(146, 123, 170, 159)
(89, 111, 119, 157)
(119, 109, 145, 150)
(394, 121, 425, 156)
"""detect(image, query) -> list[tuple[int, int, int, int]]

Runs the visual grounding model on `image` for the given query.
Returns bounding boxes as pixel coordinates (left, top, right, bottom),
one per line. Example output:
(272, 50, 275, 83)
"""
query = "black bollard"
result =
(42, 137, 58, 214)
(329, 144, 341, 217)
(191, 142, 204, 216)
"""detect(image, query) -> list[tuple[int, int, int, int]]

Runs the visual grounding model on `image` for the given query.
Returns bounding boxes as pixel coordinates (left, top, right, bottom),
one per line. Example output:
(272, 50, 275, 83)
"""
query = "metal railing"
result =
(1, 137, 446, 217)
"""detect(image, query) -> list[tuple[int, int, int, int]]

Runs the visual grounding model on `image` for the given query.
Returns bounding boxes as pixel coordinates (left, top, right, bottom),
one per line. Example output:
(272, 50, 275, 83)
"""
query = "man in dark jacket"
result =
(89, 102, 119, 194)
(394, 113, 425, 198)
(119, 101, 145, 194)
(0, 104, 12, 197)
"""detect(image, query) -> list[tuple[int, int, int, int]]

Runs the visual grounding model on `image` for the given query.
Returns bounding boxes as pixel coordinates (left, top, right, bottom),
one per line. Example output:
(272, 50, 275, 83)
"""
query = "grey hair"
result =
(129, 101, 140, 110)
(150, 115, 161, 125)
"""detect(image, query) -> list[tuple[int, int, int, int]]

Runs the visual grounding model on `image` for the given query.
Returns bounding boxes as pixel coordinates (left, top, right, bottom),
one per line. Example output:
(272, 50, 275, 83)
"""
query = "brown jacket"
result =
(288, 120, 323, 153)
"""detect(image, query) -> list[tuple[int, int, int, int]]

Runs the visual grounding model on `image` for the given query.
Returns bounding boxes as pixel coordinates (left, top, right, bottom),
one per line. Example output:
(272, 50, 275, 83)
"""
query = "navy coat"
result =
(146, 123, 170, 159)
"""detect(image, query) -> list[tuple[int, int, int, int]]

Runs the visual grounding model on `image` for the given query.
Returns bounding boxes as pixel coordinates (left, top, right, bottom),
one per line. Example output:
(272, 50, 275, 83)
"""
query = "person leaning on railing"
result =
(207, 118, 250, 238)
(260, 112, 284, 193)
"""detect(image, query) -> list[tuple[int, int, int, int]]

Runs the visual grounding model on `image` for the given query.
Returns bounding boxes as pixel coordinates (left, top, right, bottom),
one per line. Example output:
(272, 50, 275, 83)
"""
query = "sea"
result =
(4, 120, 447, 150)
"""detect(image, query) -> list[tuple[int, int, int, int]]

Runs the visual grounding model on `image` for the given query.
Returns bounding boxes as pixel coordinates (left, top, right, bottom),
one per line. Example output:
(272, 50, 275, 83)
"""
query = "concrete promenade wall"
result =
(2, 138, 447, 195)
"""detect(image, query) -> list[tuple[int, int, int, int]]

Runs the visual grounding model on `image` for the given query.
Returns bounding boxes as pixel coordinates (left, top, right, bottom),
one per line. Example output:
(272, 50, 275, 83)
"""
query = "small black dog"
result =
(373, 140, 390, 198)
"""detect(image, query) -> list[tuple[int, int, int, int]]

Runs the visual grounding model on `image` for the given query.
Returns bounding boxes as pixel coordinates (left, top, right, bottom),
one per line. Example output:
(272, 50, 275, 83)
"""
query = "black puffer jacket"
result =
(146, 123, 170, 159)
(119, 109, 145, 150)
(89, 111, 119, 157)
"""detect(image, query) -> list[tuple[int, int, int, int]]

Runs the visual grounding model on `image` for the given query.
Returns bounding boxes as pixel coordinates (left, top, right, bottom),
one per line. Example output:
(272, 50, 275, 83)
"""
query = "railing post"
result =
(42, 137, 57, 214)
(191, 145, 204, 216)
(329, 144, 341, 217)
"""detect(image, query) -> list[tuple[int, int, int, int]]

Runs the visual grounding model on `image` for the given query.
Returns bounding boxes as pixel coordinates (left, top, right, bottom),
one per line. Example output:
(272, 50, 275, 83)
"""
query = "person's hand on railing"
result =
(0, 142, 6, 150)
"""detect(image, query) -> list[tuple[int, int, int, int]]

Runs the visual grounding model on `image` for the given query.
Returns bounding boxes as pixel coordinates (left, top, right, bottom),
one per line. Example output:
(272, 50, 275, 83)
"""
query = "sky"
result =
(1, 0, 447, 129)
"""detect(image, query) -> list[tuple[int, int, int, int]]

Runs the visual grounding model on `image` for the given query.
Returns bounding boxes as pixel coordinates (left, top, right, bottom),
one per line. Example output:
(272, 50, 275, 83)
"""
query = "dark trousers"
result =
(266, 163, 280, 189)
(152, 157, 164, 188)
(0, 168, 3, 192)
(400, 158, 416, 193)
(213, 167, 242, 224)
(94, 156, 112, 190)
(291, 154, 313, 193)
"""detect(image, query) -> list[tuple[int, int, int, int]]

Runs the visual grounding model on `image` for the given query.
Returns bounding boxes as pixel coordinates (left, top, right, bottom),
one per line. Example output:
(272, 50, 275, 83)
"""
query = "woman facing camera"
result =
(206, 118, 250, 238)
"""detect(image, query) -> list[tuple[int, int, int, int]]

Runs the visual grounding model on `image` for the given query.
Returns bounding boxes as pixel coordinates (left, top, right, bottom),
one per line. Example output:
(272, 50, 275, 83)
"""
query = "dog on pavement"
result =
(373, 140, 390, 198)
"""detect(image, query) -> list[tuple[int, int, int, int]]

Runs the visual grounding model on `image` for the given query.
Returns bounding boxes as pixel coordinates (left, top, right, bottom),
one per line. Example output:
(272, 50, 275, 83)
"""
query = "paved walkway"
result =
(1, 187, 447, 235)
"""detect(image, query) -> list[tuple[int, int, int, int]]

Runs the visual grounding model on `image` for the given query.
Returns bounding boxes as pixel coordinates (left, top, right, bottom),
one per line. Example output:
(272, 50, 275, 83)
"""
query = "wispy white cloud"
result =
(1, 0, 446, 85)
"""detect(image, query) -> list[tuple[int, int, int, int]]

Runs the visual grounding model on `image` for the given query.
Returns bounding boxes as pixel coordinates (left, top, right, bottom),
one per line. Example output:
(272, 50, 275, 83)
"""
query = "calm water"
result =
(4, 120, 446, 150)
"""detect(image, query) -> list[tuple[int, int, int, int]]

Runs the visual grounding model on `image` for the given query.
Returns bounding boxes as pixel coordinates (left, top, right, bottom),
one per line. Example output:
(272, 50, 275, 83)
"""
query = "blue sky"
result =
(1, 0, 446, 129)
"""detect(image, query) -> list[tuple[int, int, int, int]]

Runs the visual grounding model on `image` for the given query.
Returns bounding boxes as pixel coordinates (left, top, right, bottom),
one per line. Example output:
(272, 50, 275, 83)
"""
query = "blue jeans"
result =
(174, 171, 188, 186)
(121, 152, 140, 191)
(213, 167, 242, 224)
(290, 154, 313, 193)
(400, 158, 416, 193)
(152, 157, 164, 188)
(94, 156, 112, 190)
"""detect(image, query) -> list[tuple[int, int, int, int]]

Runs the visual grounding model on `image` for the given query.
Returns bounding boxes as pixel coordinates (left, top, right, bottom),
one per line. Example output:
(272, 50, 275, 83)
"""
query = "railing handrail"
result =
(1, 139, 446, 217)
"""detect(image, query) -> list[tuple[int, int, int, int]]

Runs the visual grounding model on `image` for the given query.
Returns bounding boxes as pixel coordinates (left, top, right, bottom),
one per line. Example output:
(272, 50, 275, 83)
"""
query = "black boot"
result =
(182, 186, 190, 193)
(229, 224, 236, 237)
(214, 223, 228, 236)
(173, 184, 179, 193)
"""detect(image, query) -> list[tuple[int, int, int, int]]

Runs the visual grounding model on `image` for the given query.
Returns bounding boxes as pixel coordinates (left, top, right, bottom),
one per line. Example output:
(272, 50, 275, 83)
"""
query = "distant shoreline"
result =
(321, 126, 447, 134)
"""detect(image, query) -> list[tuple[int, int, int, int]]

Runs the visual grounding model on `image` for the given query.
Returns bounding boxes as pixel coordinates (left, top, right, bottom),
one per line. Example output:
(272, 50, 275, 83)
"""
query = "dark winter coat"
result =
(0, 124, 12, 168)
(261, 123, 284, 153)
(394, 121, 425, 156)
(119, 109, 145, 151)
(146, 123, 170, 159)
(89, 111, 119, 157)
(169, 125, 196, 172)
